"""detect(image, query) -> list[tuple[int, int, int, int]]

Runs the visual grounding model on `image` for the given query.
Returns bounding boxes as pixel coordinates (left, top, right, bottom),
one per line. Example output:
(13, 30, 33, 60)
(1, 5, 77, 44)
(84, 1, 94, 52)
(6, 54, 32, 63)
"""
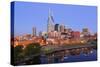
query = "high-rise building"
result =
(55, 24, 59, 32)
(32, 27, 36, 36)
(60, 24, 65, 33)
(82, 28, 89, 33)
(39, 31, 42, 37)
(47, 9, 54, 33)
(67, 28, 72, 33)
(82, 28, 90, 36)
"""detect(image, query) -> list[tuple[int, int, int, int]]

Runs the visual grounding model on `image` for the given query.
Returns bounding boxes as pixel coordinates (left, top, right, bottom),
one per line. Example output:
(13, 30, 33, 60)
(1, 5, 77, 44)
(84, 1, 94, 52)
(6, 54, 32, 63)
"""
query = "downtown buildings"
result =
(12, 9, 97, 47)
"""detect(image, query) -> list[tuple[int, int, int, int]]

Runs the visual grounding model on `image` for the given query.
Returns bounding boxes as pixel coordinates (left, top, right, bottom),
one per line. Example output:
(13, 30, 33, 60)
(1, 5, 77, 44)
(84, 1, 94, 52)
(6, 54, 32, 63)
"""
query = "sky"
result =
(12, 1, 97, 36)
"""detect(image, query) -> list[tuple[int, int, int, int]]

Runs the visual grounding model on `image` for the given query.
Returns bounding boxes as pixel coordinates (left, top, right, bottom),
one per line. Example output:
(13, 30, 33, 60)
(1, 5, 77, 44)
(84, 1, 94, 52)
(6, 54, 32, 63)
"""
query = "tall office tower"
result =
(60, 24, 65, 33)
(32, 27, 36, 36)
(39, 31, 42, 37)
(55, 24, 60, 32)
(82, 28, 90, 36)
(67, 28, 73, 33)
(47, 9, 54, 33)
(82, 28, 89, 32)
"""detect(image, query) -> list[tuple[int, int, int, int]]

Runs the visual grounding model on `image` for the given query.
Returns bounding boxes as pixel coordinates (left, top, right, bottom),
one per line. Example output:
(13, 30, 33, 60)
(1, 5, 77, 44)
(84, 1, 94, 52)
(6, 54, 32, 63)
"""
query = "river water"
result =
(40, 49, 97, 64)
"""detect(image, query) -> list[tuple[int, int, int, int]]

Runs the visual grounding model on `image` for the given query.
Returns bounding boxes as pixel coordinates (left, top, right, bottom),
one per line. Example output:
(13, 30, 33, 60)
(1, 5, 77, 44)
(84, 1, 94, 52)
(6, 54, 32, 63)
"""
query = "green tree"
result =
(24, 43, 41, 64)
(24, 43, 41, 56)
(14, 45, 24, 63)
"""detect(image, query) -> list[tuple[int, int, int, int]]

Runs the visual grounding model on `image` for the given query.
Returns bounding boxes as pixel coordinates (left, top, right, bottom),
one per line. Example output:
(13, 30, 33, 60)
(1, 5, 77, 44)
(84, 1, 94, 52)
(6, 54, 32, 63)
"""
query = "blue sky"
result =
(13, 1, 97, 36)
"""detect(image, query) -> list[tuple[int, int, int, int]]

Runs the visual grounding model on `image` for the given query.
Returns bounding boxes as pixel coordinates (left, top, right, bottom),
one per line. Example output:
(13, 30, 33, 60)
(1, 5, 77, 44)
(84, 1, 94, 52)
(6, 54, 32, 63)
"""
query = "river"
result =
(40, 49, 97, 64)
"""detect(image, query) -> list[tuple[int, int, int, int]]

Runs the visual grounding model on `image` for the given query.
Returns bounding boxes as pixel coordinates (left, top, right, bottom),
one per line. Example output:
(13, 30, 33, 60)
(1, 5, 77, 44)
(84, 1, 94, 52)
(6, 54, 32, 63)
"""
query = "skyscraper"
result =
(82, 28, 89, 32)
(82, 28, 90, 36)
(60, 24, 65, 33)
(55, 24, 60, 32)
(47, 9, 54, 33)
(32, 27, 36, 36)
(39, 31, 42, 37)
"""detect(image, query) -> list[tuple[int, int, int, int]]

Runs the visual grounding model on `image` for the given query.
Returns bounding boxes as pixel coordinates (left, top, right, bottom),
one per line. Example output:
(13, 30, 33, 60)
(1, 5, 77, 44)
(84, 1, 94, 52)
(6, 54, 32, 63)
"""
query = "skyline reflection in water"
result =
(40, 49, 97, 64)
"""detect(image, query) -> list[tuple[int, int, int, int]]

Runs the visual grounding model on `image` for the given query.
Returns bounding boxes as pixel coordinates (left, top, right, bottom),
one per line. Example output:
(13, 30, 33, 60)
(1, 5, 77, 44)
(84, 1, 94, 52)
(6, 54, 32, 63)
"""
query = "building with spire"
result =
(47, 9, 54, 33)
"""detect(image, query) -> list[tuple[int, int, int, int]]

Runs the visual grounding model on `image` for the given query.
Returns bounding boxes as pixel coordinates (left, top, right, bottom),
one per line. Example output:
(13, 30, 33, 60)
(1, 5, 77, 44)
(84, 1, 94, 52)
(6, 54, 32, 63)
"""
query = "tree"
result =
(24, 43, 41, 64)
(24, 43, 41, 56)
(13, 45, 24, 65)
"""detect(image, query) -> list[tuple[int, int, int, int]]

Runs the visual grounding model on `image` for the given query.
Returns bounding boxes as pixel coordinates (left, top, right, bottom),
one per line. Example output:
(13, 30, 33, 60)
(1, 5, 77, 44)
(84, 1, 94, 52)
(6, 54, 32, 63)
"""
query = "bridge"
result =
(14, 43, 97, 65)
(42, 43, 96, 55)
(42, 44, 97, 63)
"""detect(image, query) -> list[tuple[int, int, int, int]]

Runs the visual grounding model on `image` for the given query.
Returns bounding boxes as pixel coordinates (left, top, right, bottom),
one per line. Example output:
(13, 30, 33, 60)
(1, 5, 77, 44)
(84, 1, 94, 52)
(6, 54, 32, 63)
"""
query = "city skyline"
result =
(11, 2, 97, 65)
(14, 1, 97, 36)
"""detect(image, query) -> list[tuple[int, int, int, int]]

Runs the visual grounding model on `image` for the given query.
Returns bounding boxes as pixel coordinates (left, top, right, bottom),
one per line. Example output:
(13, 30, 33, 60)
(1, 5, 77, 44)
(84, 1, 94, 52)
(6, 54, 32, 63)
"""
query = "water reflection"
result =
(40, 49, 97, 64)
